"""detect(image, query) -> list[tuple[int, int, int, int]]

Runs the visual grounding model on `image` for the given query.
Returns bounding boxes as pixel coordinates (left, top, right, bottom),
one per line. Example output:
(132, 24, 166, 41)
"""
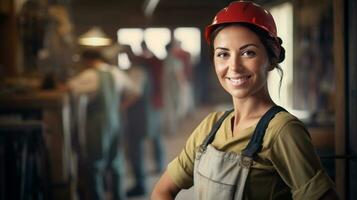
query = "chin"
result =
(223, 87, 250, 99)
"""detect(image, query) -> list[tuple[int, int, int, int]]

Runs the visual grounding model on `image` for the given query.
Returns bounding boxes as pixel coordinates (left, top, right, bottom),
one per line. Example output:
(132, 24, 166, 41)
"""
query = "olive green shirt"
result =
(167, 111, 334, 200)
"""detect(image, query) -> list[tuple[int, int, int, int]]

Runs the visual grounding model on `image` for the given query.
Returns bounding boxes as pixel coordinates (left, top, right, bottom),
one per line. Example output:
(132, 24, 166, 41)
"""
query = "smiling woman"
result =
(151, 1, 338, 200)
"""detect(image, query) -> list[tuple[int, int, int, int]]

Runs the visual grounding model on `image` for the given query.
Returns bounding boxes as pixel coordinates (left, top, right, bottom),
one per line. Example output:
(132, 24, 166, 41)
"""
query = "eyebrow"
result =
(239, 43, 259, 50)
(214, 43, 259, 51)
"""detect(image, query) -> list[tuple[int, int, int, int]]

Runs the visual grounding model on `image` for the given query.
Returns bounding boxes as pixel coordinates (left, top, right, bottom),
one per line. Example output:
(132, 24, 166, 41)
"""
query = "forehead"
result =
(213, 25, 262, 48)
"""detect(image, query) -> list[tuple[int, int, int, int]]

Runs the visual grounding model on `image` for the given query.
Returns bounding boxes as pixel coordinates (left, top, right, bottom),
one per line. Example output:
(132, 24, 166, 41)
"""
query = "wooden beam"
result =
(143, 0, 160, 17)
(333, 0, 347, 198)
(0, 0, 18, 76)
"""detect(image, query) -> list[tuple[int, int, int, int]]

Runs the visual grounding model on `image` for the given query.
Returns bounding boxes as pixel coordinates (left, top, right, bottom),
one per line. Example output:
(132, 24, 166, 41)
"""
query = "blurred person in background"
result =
(138, 41, 165, 175)
(122, 43, 165, 197)
(162, 40, 188, 135)
(171, 40, 195, 117)
(67, 48, 138, 200)
(121, 44, 151, 197)
(152, 1, 338, 200)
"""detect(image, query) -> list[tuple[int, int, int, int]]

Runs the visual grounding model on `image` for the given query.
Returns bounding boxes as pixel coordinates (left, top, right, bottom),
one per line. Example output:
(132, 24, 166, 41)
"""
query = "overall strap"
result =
(201, 109, 234, 149)
(241, 106, 286, 158)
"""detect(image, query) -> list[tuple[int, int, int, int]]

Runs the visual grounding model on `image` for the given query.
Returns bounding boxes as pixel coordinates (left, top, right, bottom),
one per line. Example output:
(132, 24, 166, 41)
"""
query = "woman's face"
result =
(213, 25, 272, 100)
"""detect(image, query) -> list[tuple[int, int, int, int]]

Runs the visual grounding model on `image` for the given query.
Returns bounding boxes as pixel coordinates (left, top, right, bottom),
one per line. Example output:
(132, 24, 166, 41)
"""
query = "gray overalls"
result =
(193, 106, 285, 200)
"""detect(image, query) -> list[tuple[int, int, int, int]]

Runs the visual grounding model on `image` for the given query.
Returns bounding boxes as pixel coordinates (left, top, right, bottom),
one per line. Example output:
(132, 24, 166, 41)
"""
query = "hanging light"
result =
(78, 27, 112, 47)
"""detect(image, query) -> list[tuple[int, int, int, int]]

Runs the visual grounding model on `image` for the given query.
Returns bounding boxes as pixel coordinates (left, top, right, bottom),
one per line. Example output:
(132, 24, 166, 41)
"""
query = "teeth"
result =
(228, 76, 249, 85)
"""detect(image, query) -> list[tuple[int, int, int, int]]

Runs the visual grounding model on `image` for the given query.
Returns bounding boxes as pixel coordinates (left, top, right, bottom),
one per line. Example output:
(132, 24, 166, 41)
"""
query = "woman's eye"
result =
(242, 50, 256, 57)
(216, 51, 229, 58)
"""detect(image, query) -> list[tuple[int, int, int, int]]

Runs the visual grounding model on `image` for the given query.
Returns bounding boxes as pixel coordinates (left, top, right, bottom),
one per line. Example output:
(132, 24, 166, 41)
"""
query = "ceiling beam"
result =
(143, 0, 160, 17)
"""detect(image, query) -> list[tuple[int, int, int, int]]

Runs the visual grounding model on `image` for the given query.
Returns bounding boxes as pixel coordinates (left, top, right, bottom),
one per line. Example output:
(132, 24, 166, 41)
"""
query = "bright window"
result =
(144, 28, 171, 59)
(174, 27, 201, 64)
(117, 27, 201, 62)
(117, 28, 144, 55)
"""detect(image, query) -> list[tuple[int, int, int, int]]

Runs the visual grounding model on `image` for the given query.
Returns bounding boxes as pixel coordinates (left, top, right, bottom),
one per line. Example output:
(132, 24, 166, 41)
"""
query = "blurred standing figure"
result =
(162, 41, 187, 135)
(172, 41, 195, 117)
(123, 44, 165, 197)
(139, 41, 165, 174)
(67, 49, 138, 200)
(121, 45, 150, 197)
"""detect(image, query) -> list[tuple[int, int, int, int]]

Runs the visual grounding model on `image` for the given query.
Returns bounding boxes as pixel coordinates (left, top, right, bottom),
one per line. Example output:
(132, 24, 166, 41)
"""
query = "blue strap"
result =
(241, 106, 286, 157)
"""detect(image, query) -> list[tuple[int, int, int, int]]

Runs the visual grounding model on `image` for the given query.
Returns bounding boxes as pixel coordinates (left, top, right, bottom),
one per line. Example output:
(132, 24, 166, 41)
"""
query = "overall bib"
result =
(193, 106, 285, 200)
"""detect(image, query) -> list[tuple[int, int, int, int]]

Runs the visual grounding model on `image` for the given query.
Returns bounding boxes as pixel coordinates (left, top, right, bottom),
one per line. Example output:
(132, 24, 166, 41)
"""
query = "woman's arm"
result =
(151, 170, 181, 200)
(269, 119, 338, 199)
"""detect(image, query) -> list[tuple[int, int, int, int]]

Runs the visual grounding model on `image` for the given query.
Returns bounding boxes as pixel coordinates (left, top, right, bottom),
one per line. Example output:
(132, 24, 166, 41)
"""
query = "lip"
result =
(226, 75, 252, 87)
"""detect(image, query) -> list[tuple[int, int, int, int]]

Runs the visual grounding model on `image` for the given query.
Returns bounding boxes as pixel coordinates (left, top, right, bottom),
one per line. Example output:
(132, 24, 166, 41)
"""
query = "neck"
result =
(231, 88, 275, 133)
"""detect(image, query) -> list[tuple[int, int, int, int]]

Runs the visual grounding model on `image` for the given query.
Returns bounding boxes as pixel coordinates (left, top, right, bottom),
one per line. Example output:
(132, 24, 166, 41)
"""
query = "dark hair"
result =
(209, 23, 286, 94)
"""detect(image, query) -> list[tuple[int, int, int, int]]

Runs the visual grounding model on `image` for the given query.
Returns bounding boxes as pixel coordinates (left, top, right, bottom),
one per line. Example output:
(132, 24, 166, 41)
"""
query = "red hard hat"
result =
(205, 1, 278, 45)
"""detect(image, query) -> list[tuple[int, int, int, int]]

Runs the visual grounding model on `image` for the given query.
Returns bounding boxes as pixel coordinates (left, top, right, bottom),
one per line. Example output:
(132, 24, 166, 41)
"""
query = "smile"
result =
(226, 75, 251, 86)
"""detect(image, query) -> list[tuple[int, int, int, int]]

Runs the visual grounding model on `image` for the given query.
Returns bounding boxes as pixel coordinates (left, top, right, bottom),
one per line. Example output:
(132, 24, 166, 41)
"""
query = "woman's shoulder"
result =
(265, 111, 308, 143)
(270, 111, 300, 127)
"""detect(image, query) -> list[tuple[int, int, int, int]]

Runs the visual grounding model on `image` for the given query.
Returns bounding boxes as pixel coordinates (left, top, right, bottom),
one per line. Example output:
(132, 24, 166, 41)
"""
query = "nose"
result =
(229, 54, 243, 71)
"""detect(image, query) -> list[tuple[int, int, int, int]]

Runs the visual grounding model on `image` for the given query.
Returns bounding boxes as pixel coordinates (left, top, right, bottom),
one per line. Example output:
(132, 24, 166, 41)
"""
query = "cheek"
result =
(214, 65, 221, 77)
(257, 65, 270, 81)
(214, 61, 226, 77)
(213, 57, 220, 67)
(253, 56, 270, 74)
